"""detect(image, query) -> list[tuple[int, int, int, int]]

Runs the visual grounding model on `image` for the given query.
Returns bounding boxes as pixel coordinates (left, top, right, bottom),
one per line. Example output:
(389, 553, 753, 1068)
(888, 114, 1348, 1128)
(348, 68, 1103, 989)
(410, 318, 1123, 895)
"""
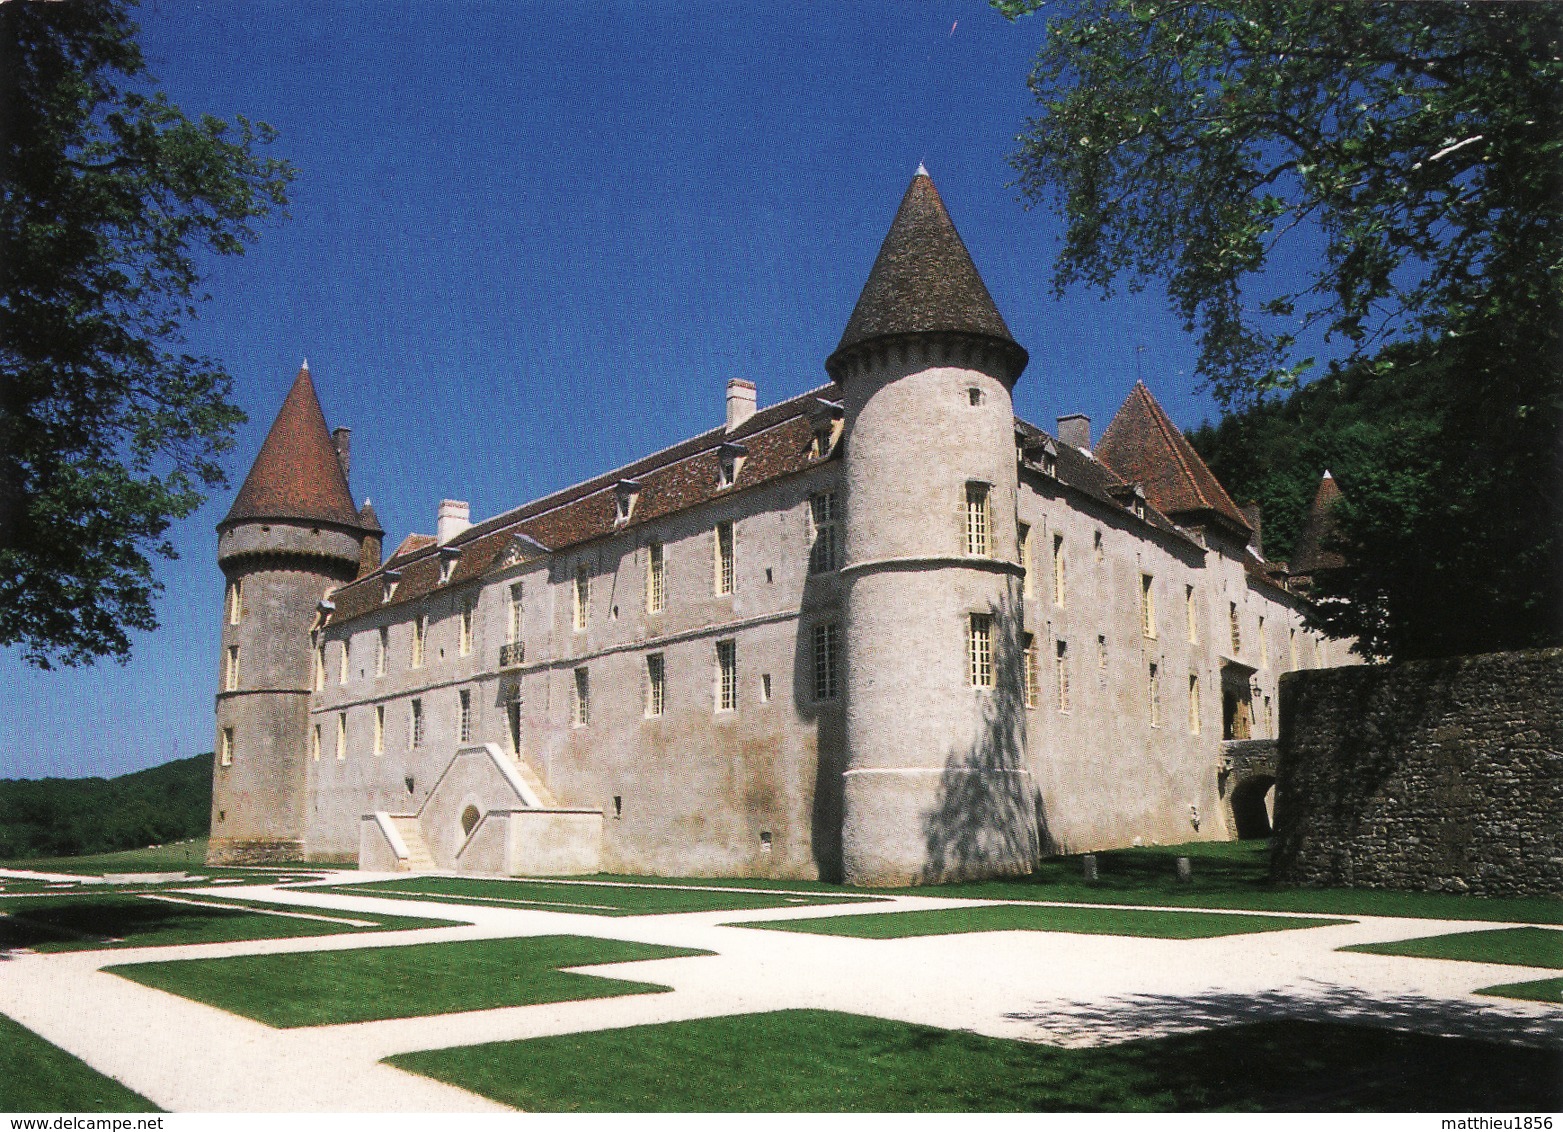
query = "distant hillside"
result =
(0, 753, 211, 860)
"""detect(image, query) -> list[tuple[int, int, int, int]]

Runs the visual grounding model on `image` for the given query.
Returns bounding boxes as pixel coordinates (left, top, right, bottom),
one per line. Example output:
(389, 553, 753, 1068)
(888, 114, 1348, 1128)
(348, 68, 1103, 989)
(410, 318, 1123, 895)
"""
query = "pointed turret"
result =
(1291, 471, 1346, 578)
(826, 169, 1026, 381)
(357, 499, 383, 577)
(1097, 382, 1251, 539)
(222, 364, 364, 530)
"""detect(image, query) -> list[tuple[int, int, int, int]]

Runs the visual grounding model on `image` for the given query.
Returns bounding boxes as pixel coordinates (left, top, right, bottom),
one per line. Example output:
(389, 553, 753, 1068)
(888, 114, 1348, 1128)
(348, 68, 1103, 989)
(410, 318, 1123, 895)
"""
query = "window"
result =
(808, 493, 840, 574)
(965, 483, 990, 556)
(1185, 586, 1198, 643)
(1258, 616, 1268, 669)
(411, 699, 425, 747)
(458, 690, 472, 743)
(573, 667, 590, 726)
(314, 642, 325, 692)
(718, 444, 746, 488)
(226, 580, 242, 625)
(813, 622, 839, 701)
(1023, 633, 1040, 708)
(716, 640, 738, 712)
(383, 576, 399, 602)
(412, 614, 426, 668)
(1289, 626, 1298, 670)
(311, 724, 321, 762)
(1188, 673, 1201, 735)
(761, 673, 773, 702)
(645, 653, 665, 717)
(336, 712, 347, 760)
(715, 521, 735, 595)
(1018, 523, 1031, 594)
(1148, 663, 1161, 728)
(1140, 574, 1157, 638)
(339, 639, 350, 685)
(219, 727, 234, 767)
(574, 564, 590, 630)
(374, 705, 385, 756)
(509, 584, 524, 642)
(811, 423, 836, 458)
(459, 600, 474, 656)
(968, 613, 993, 688)
(646, 543, 665, 613)
(1056, 640, 1071, 712)
(507, 688, 522, 755)
(1052, 534, 1066, 607)
(1229, 602, 1243, 654)
(225, 645, 240, 692)
(1093, 529, 1104, 563)
(1097, 633, 1108, 673)
(614, 480, 639, 523)
(376, 627, 388, 676)
(968, 386, 983, 406)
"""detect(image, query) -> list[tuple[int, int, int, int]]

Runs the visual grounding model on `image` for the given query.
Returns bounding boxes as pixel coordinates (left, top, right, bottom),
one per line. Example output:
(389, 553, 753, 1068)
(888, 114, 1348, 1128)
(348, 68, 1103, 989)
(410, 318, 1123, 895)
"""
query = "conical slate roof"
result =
(827, 168, 1024, 376)
(1291, 471, 1346, 574)
(222, 365, 364, 529)
(1096, 382, 1252, 535)
(358, 498, 383, 534)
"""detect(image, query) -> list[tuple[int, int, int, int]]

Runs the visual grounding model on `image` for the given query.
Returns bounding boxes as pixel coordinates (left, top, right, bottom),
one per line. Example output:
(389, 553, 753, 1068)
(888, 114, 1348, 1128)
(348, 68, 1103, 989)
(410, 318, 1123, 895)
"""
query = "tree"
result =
(0, 0, 294, 669)
(999, 0, 1562, 658)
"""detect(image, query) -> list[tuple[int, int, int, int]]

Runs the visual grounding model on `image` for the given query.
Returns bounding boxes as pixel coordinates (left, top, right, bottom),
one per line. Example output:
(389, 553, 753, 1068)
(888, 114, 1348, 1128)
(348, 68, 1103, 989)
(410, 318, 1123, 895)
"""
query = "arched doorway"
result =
(1229, 775, 1276, 839)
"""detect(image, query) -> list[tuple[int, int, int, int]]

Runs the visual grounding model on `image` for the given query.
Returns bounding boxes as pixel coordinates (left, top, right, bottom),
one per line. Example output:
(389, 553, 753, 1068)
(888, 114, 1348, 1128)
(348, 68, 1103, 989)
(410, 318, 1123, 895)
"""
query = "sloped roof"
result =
(1096, 382, 1251, 535)
(222, 365, 363, 529)
(827, 169, 1024, 377)
(1291, 471, 1346, 574)
(357, 499, 383, 534)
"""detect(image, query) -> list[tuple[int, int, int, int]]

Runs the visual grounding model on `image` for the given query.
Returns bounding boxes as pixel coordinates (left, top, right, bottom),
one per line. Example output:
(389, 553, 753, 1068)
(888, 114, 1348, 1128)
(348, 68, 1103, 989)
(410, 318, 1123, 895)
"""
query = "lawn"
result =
(387, 1008, 1563, 1112)
(108, 934, 710, 1027)
(315, 875, 883, 916)
(1342, 926, 1563, 969)
(731, 903, 1347, 940)
(1477, 977, 1563, 1004)
(0, 892, 460, 951)
(2, 838, 354, 882)
(0, 1012, 158, 1113)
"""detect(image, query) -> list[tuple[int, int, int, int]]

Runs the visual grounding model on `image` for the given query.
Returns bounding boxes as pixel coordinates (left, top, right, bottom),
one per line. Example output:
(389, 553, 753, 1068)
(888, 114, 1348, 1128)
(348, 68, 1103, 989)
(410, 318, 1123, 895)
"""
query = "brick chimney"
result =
(437, 499, 470, 544)
(1057, 413, 1091, 452)
(726, 379, 757, 431)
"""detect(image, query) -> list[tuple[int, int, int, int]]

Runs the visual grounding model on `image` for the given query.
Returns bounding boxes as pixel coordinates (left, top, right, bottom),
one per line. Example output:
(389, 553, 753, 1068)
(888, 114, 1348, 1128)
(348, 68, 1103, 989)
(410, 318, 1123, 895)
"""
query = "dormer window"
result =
(614, 480, 641, 524)
(809, 398, 843, 459)
(718, 442, 747, 489)
(438, 545, 462, 585)
(1023, 437, 1058, 477)
(381, 570, 401, 603)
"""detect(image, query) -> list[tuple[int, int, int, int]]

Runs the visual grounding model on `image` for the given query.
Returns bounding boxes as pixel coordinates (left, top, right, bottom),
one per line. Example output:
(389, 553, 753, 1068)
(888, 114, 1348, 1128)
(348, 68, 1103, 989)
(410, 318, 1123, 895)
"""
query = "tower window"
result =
(647, 543, 665, 613)
(716, 640, 738, 712)
(459, 600, 474, 656)
(458, 690, 472, 743)
(314, 641, 325, 692)
(1289, 626, 1298, 670)
(1093, 529, 1104, 563)
(509, 584, 524, 643)
(1185, 585, 1198, 643)
(1052, 533, 1066, 608)
(411, 698, 425, 747)
(646, 653, 666, 717)
(225, 646, 240, 692)
(219, 726, 234, 767)
(1056, 640, 1071, 713)
(1229, 602, 1243, 654)
(412, 614, 426, 668)
(965, 483, 990, 557)
(374, 705, 385, 756)
(715, 521, 735, 595)
(1017, 524, 1031, 595)
(336, 712, 347, 761)
(311, 724, 321, 762)
(968, 613, 993, 688)
(1258, 615, 1268, 669)
(574, 565, 590, 631)
(1097, 633, 1108, 673)
(226, 580, 243, 625)
(1141, 574, 1157, 639)
(967, 387, 983, 407)
(1148, 663, 1161, 728)
(376, 627, 388, 677)
(1189, 673, 1201, 735)
(338, 639, 350, 685)
(573, 667, 590, 726)
(813, 622, 839, 701)
(808, 493, 839, 574)
(1023, 633, 1040, 708)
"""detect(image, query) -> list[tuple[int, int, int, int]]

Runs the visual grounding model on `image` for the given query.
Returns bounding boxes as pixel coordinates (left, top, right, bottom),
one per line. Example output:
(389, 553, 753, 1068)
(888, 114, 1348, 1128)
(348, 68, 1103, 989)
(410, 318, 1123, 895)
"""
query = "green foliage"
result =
(109, 935, 707, 1027)
(1344, 926, 1563, 969)
(732, 903, 1345, 939)
(0, 0, 294, 668)
(390, 1009, 1563, 1111)
(0, 1012, 159, 1112)
(0, 752, 212, 859)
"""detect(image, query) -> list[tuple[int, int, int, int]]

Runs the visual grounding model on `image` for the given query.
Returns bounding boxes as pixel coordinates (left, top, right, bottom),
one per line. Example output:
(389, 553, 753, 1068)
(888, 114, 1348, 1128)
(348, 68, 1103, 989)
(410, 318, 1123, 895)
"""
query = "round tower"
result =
(209, 363, 370, 865)
(826, 169, 1038, 885)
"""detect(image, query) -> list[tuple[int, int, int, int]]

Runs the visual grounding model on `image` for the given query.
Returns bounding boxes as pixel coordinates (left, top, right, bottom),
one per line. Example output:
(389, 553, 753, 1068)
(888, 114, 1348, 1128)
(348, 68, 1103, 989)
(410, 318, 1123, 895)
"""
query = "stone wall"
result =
(1272, 649, 1563, 897)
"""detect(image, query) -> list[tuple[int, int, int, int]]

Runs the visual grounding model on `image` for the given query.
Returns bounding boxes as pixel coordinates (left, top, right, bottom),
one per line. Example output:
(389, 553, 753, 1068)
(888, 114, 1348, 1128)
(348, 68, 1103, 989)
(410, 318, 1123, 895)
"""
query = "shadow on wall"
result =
(801, 561, 845, 883)
(921, 587, 1042, 882)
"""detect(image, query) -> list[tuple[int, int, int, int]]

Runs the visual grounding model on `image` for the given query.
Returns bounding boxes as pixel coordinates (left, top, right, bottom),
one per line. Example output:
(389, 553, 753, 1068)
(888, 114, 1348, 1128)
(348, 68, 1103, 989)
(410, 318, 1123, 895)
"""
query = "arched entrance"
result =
(1229, 774, 1276, 839)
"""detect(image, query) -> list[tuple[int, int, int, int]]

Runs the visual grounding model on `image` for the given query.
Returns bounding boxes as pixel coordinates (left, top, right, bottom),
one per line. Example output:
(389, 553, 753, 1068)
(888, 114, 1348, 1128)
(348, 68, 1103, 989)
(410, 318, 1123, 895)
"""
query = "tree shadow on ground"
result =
(0, 894, 247, 951)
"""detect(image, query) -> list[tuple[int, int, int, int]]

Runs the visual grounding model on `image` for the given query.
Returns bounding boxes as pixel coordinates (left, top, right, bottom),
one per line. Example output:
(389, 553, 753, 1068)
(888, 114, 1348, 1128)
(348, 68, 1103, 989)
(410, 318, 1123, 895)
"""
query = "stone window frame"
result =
(646, 543, 666, 613)
(1023, 632, 1040, 709)
(714, 521, 735, 596)
(459, 599, 475, 657)
(1056, 638, 1071, 713)
(336, 712, 347, 761)
(812, 621, 839, 702)
(1141, 573, 1158, 639)
(574, 564, 591, 632)
(1052, 533, 1067, 608)
(225, 645, 240, 692)
(968, 613, 994, 689)
(226, 579, 243, 625)
(458, 689, 473, 743)
(219, 726, 234, 767)
(716, 639, 738, 713)
(965, 482, 991, 558)
(411, 698, 425, 747)
(645, 653, 666, 718)
(572, 667, 590, 727)
(374, 704, 385, 756)
(808, 493, 840, 575)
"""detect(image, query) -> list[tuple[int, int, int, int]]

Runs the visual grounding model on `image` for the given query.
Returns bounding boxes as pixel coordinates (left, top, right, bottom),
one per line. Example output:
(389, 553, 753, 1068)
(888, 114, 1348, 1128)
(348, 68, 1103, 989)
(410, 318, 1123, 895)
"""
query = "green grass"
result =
(109, 935, 710, 1027)
(1343, 926, 1563, 969)
(0, 892, 460, 951)
(0, 1012, 159, 1112)
(732, 903, 1347, 940)
(387, 1008, 1563, 1112)
(580, 841, 1563, 924)
(3, 839, 215, 873)
(1477, 977, 1563, 1004)
(315, 874, 883, 916)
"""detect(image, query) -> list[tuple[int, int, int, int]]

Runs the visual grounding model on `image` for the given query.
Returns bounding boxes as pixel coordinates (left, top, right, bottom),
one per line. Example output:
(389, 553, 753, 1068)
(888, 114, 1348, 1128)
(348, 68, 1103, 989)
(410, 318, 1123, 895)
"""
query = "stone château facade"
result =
(209, 170, 1353, 885)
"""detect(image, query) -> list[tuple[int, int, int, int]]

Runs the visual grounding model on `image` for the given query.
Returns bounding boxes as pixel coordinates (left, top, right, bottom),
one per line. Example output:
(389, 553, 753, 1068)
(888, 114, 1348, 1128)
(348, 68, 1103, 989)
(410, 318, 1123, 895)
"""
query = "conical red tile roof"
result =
(1291, 471, 1346, 574)
(1096, 382, 1251, 535)
(827, 169, 1025, 377)
(221, 365, 363, 529)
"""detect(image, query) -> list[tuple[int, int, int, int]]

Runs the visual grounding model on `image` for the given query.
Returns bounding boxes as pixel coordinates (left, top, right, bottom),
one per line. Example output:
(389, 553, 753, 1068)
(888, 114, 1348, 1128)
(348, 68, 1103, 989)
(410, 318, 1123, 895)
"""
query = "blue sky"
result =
(3, 1, 1261, 779)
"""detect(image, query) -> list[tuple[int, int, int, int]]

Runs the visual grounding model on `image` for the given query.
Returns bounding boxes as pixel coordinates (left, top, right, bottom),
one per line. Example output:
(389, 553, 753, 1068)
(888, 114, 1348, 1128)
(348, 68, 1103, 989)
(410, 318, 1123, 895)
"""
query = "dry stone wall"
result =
(1271, 649, 1562, 898)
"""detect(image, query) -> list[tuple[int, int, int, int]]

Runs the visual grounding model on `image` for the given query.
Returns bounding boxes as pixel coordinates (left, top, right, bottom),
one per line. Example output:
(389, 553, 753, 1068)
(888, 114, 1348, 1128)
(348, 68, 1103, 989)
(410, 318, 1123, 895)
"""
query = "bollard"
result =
(1176, 856, 1192, 883)
(1082, 854, 1099, 883)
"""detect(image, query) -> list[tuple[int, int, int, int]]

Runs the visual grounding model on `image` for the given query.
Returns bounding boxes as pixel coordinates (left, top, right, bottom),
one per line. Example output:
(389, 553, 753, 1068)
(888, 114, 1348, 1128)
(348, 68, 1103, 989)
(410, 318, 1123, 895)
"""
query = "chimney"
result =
(332, 427, 352, 481)
(726, 379, 757, 431)
(1240, 501, 1264, 559)
(437, 499, 470, 544)
(1057, 413, 1091, 452)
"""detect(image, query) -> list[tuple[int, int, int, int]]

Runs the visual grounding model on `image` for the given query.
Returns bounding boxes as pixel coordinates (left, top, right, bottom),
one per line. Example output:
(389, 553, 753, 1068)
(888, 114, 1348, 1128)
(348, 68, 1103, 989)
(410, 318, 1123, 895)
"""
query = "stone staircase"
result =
(388, 815, 437, 871)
